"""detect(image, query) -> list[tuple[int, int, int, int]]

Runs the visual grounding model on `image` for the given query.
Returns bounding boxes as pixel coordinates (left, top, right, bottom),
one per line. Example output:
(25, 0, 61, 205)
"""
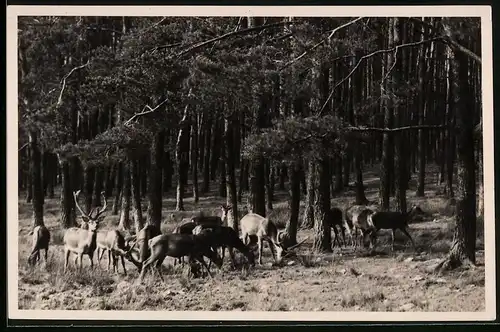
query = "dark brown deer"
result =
(28, 225, 50, 266)
(192, 224, 255, 267)
(63, 191, 107, 272)
(367, 205, 421, 251)
(328, 207, 351, 248)
(134, 233, 223, 281)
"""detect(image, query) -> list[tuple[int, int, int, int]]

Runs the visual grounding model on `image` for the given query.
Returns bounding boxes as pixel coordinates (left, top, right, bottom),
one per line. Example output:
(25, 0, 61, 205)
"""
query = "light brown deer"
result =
(240, 213, 285, 265)
(63, 190, 107, 272)
(96, 229, 130, 274)
(345, 205, 376, 249)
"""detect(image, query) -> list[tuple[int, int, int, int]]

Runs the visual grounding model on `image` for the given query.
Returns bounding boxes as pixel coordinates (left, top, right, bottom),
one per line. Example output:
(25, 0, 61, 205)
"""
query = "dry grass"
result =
(17, 169, 486, 311)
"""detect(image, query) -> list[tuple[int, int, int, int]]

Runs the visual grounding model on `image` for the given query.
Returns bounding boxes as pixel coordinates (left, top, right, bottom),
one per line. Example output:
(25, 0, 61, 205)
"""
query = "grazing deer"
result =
(345, 205, 376, 249)
(192, 224, 255, 267)
(63, 190, 107, 272)
(367, 205, 420, 251)
(328, 207, 351, 249)
(134, 233, 223, 281)
(122, 224, 161, 271)
(240, 213, 285, 265)
(28, 225, 50, 266)
(96, 229, 130, 274)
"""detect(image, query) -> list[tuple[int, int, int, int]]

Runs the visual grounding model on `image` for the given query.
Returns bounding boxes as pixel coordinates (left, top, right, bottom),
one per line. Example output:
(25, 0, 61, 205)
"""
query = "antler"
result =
(287, 236, 309, 251)
(94, 191, 108, 218)
(73, 190, 90, 219)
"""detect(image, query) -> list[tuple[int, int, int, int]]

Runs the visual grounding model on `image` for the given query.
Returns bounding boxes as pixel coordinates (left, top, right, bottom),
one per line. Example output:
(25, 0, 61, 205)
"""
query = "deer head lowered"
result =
(63, 190, 108, 272)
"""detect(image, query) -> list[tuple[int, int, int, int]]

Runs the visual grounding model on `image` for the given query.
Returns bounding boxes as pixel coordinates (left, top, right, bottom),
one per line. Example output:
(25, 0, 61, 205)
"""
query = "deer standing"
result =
(63, 190, 107, 272)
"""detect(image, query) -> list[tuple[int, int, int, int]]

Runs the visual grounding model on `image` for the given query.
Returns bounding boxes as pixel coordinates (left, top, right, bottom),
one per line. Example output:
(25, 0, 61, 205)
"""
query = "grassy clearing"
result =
(17, 169, 486, 311)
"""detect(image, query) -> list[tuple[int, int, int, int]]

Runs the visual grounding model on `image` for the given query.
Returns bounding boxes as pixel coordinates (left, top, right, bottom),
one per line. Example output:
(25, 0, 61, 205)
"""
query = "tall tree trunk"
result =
(58, 155, 76, 228)
(190, 116, 199, 203)
(379, 18, 395, 211)
(283, 162, 300, 248)
(224, 113, 238, 230)
(312, 157, 332, 253)
(301, 161, 315, 228)
(176, 96, 192, 211)
(131, 159, 143, 233)
(202, 115, 212, 193)
(393, 18, 407, 213)
(146, 130, 164, 229)
(29, 131, 44, 228)
(265, 161, 274, 210)
(118, 161, 131, 231)
(111, 163, 123, 215)
(437, 30, 476, 271)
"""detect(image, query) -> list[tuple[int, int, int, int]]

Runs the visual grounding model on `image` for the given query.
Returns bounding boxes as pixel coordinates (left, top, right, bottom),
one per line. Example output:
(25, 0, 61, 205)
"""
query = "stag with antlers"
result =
(63, 190, 108, 272)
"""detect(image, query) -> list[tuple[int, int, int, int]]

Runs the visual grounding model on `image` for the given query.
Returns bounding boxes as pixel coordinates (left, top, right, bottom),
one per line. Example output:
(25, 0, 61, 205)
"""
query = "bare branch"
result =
(346, 124, 446, 133)
(18, 143, 28, 152)
(56, 60, 90, 107)
(280, 17, 365, 72)
(316, 37, 441, 117)
(124, 98, 169, 126)
(177, 20, 293, 58)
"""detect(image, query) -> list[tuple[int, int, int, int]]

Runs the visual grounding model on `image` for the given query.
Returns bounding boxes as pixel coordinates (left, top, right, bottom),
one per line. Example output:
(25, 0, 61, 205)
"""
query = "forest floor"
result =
(17, 168, 486, 312)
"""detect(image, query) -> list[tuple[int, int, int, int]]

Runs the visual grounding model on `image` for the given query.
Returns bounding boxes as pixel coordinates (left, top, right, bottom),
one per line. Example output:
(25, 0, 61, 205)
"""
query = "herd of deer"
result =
(27, 190, 424, 282)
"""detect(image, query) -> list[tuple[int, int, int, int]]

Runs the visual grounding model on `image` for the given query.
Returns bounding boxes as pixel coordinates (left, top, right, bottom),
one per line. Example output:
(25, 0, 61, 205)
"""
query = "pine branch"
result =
(316, 37, 441, 117)
(56, 60, 90, 106)
(124, 98, 169, 126)
(177, 20, 293, 58)
(280, 17, 365, 72)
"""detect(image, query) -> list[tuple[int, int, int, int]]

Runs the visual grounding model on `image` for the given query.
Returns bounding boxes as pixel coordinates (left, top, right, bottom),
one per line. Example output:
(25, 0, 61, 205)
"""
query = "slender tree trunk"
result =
(302, 160, 315, 228)
(393, 19, 407, 213)
(176, 96, 192, 211)
(29, 131, 44, 228)
(118, 161, 131, 231)
(265, 161, 274, 210)
(131, 160, 143, 233)
(312, 157, 332, 253)
(283, 162, 300, 247)
(202, 115, 212, 193)
(112, 163, 123, 215)
(146, 130, 164, 229)
(58, 155, 76, 228)
(224, 114, 238, 230)
(190, 116, 199, 203)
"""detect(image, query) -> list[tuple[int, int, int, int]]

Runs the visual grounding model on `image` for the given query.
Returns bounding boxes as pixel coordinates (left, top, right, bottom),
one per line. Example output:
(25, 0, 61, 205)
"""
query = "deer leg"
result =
(257, 238, 263, 265)
(120, 255, 127, 275)
(195, 255, 213, 278)
(64, 249, 70, 272)
(228, 247, 237, 268)
(268, 240, 277, 261)
(400, 227, 416, 250)
(139, 254, 156, 281)
(391, 229, 396, 251)
(89, 252, 94, 270)
(153, 255, 165, 282)
(78, 253, 84, 271)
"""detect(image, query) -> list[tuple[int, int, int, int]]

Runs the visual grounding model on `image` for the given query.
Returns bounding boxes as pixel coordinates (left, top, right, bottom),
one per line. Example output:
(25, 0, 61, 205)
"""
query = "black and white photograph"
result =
(7, 5, 495, 321)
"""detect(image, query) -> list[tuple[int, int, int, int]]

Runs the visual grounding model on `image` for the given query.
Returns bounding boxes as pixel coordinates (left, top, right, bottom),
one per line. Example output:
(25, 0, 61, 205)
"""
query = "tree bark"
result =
(301, 160, 315, 228)
(283, 162, 300, 247)
(58, 155, 76, 228)
(176, 97, 192, 211)
(118, 161, 131, 231)
(29, 131, 44, 228)
(190, 115, 199, 203)
(130, 159, 143, 233)
(224, 113, 238, 230)
(437, 28, 477, 271)
(146, 130, 164, 228)
(312, 157, 332, 253)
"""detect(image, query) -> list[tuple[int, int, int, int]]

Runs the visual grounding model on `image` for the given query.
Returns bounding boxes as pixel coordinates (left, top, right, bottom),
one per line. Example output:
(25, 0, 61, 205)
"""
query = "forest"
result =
(16, 16, 485, 312)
